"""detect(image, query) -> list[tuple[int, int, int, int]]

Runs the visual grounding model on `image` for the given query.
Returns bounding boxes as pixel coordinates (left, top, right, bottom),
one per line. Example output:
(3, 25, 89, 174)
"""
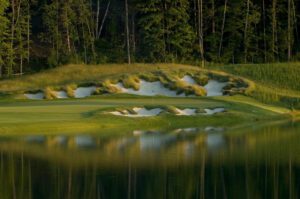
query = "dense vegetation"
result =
(0, 0, 300, 76)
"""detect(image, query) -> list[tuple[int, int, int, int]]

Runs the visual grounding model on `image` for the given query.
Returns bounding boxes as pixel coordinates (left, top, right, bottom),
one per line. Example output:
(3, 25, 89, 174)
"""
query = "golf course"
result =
(0, 63, 296, 135)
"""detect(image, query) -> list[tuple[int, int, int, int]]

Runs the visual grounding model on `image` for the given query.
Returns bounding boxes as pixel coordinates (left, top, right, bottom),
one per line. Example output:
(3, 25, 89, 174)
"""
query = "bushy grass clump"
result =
(190, 85, 207, 96)
(95, 80, 122, 94)
(193, 73, 209, 85)
(122, 75, 140, 90)
(164, 105, 181, 114)
(44, 87, 57, 100)
(64, 84, 76, 98)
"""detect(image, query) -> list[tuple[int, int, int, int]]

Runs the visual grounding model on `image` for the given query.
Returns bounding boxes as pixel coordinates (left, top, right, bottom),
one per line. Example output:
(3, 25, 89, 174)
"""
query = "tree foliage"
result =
(0, 0, 300, 75)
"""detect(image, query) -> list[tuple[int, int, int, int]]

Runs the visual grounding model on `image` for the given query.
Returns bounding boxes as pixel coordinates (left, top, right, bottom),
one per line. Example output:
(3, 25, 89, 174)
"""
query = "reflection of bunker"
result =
(206, 134, 226, 151)
(25, 136, 46, 143)
(139, 134, 177, 151)
(74, 136, 95, 148)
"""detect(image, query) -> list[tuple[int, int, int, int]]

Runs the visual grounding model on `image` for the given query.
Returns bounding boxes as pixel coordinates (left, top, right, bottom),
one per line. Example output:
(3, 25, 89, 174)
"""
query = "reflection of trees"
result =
(0, 152, 300, 199)
(1, 122, 300, 198)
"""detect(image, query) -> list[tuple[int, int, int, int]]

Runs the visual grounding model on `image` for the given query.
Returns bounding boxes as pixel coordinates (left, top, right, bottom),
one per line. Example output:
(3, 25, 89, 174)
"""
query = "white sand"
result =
(204, 108, 225, 115)
(110, 107, 163, 117)
(55, 91, 68, 99)
(204, 80, 227, 96)
(74, 136, 95, 147)
(113, 80, 185, 97)
(175, 108, 197, 116)
(74, 86, 97, 98)
(24, 92, 44, 100)
(181, 75, 197, 85)
(113, 79, 227, 97)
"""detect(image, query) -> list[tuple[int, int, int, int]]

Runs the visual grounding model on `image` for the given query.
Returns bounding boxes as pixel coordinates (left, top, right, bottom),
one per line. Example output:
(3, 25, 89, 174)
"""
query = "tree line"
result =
(0, 0, 299, 76)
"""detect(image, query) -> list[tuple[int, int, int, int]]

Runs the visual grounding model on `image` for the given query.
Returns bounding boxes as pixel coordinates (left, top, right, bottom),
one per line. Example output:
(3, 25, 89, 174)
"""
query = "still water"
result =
(1, 121, 300, 199)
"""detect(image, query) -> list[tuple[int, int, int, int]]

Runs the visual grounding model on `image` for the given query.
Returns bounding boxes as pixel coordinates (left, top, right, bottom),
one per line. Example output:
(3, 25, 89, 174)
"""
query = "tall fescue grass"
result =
(211, 63, 300, 109)
(213, 63, 300, 91)
(0, 64, 198, 93)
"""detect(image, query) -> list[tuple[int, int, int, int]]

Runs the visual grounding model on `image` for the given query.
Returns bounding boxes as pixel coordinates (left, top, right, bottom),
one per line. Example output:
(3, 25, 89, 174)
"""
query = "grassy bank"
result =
(210, 62, 300, 109)
(0, 95, 288, 135)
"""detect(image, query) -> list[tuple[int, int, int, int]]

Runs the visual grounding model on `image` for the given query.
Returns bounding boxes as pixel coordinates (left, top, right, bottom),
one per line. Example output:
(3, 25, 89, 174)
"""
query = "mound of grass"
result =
(193, 73, 209, 85)
(97, 80, 122, 94)
(64, 84, 76, 98)
(164, 105, 181, 114)
(190, 85, 207, 96)
(122, 75, 140, 90)
(44, 87, 57, 100)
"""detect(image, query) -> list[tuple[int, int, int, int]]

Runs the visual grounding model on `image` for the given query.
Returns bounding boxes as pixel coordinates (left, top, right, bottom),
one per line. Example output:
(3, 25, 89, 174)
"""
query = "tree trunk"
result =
(95, 0, 100, 37)
(10, 0, 16, 76)
(125, 0, 131, 64)
(272, 0, 277, 62)
(211, 0, 215, 34)
(262, 0, 267, 62)
(132, 13, 136, 56)
(98, 1, 110, 39)
(288, 0, 291, 61)
(27, 1, 30, 64)
(197, 0, 204, 67)
(218, 0, 228, 60)
(244, 0, 250, 63)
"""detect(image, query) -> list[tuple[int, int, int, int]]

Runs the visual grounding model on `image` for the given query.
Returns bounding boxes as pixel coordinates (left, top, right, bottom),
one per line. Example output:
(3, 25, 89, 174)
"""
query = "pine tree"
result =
(0, 0, 9, 77)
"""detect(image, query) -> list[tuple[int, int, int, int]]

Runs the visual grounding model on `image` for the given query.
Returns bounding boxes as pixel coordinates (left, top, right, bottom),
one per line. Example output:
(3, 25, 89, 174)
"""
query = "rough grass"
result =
(44, 87, 57, 100)
(122, 75, 140, 90)
(0, 64, 200, 93)
(210, 63, 300, 109)
(213, 63, 300, 91)
(64, 84, 76, 98)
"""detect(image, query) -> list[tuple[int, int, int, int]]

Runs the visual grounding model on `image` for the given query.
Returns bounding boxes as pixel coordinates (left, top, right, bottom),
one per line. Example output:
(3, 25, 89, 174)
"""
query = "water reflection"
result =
(0, 122, 300, 198)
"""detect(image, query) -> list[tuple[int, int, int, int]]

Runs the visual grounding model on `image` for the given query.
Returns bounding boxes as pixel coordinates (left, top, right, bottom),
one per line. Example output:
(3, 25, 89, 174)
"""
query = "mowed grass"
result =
(0, 95, 288, 135)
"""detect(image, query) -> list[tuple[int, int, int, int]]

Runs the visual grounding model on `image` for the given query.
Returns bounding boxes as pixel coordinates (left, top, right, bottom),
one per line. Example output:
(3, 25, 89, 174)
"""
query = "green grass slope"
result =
(0, 63, 297, 135)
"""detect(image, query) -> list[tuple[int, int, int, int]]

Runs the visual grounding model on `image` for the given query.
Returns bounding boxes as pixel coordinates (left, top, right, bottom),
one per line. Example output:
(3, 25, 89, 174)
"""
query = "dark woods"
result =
(0, 0, 299, 75)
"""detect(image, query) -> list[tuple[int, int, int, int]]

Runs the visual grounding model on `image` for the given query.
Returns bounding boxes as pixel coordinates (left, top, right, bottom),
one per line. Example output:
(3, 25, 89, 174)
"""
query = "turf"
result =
(0, 94, 290, 135)
(0, 63, 297, 135)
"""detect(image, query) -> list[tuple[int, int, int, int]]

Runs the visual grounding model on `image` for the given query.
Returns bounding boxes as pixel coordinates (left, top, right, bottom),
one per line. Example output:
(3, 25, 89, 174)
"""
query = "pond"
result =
(0, 121, 299, 199)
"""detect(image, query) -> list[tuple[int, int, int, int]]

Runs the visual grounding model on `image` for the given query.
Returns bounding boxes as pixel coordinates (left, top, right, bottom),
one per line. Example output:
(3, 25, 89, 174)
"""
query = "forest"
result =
(0, 0, 299, 76)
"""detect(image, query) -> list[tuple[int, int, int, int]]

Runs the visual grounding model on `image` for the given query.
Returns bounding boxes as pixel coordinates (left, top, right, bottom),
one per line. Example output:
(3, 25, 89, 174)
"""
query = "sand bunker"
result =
(55, 91, 68, 99)
(181, 75, 228, 96)
(110, 107, 163, 117)
(24, 74, 229, 100)
(204, 80, 227, 96)
(113, 81, 184, 97)
(74, 86, 97, 98)
(181, 75, 197, 85)
(175, 108, 197, 116)
(204, 108, 225, 115)
(24, 92, 44, 100)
